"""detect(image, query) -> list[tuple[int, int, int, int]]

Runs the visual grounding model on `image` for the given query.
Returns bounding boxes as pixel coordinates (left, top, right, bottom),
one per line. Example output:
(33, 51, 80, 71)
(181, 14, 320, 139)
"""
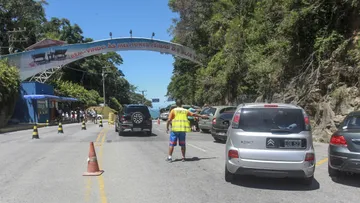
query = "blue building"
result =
(11, 82, 78, 124)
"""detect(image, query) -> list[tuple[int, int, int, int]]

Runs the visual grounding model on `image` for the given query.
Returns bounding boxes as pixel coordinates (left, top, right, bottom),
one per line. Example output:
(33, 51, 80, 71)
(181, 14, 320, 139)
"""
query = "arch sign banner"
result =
(0, 37, 203, 81)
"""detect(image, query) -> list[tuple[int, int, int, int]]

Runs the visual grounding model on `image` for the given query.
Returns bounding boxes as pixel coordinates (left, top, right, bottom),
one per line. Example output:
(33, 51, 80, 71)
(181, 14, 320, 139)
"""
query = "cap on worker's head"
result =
(176, 99, 183, 107)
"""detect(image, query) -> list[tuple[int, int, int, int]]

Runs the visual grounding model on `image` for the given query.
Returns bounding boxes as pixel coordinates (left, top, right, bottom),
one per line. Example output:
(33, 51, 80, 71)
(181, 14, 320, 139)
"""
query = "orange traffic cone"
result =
(83, 142, 104, 176)
(157, 118, 160, 125)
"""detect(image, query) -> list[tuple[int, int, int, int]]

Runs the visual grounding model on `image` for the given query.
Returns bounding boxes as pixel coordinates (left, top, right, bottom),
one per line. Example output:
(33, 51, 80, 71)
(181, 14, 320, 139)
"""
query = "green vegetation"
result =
(0, 0, 152, 125)
(167, 0, 360, 106)
(0, 59, 20, 128)
(109, 97, 123, 112)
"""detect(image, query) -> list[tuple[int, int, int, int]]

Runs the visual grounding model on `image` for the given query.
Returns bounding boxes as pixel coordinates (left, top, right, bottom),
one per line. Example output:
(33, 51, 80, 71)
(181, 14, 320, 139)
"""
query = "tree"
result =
(109, 97, 123, 112)
(51, 80, 100, 107)
(0, 59, 20, 128)
(41, 17, 132, 105)
(167, 0, 360, 105)
(0, 0, 47, 54)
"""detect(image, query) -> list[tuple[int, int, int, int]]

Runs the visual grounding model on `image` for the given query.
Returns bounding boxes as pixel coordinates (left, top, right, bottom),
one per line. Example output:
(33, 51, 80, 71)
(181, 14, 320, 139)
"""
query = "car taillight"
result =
(304, 153, 314, 162)
(231, 112, 240, 128)
(264, 104, 278, 108)
(121, 115, 125, 122)
(330, 134, 347, 147)
(212, 118, 216, 125)
(228, 150, 239, 159)
(304, 116, 310, 125)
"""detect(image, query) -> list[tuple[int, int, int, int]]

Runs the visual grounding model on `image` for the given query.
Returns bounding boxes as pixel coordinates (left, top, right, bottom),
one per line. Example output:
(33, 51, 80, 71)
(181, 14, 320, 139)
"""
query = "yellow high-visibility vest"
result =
(171, 107, 191, 132)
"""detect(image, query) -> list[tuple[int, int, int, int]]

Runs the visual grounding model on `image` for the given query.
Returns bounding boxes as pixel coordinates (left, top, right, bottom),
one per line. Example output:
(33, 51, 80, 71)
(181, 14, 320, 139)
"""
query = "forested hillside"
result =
(167, 0, 360, 141)
(0, 0, 151, 125)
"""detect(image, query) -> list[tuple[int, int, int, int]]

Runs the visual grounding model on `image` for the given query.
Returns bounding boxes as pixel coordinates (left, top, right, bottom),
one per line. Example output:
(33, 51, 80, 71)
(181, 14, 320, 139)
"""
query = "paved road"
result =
(0, 121, 359, 203)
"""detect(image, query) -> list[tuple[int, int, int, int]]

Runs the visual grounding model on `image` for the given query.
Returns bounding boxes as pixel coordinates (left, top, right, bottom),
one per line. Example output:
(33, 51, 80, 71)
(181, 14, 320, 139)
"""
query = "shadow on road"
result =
(213, 140, 226, 144)
(172, 156, 218, 162)
(230, 176, 320, 191)
(119, 132, 158, 137)
(331, 174, 360, 188)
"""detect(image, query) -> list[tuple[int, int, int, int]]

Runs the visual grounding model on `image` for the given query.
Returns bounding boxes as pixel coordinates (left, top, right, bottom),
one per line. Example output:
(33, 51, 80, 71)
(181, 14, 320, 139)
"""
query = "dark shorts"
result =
(169, 131, 186, 147)
(189, 119, 196, 126)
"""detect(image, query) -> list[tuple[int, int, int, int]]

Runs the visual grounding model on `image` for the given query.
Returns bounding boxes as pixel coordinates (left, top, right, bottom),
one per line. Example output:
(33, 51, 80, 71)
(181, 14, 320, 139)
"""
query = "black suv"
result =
(115, 104, 152, 136)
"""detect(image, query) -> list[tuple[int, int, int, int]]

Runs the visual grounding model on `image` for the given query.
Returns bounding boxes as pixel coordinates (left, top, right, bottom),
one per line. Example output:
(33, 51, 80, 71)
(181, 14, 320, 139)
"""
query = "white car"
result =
(160, 112, 169, 121)
(97, 114, 103, 120)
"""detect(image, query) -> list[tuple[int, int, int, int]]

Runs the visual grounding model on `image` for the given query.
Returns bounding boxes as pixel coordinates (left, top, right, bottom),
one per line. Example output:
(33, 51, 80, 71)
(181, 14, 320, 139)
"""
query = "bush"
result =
(0, 59, 20, 128)
(109, 97, 123, 112)
(53, 80, 101, 107)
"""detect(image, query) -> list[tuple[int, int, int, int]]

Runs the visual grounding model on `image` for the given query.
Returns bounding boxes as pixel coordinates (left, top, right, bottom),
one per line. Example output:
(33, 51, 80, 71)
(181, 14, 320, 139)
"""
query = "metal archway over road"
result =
(0, 37, 204, 81)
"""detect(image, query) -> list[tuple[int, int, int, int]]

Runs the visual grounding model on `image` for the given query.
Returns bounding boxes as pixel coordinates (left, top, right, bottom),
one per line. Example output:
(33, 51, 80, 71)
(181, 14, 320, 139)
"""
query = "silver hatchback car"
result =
(225, 103, 315, 185)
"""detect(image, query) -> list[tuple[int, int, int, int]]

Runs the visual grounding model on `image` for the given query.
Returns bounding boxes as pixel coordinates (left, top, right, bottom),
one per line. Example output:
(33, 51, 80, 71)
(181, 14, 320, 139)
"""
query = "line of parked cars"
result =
(200, 103, 359, 185)
(115, 103, 359, 186)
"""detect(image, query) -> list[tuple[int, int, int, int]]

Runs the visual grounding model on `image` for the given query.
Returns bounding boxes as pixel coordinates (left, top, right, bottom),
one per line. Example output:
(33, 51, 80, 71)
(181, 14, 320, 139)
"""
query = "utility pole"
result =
(102, 67, 107, 107)
(139, 90, 147, 104)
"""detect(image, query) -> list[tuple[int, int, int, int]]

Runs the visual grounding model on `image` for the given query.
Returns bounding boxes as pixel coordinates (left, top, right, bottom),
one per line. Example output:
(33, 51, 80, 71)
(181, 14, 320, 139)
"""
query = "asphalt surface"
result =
(0, 121, 359, 203)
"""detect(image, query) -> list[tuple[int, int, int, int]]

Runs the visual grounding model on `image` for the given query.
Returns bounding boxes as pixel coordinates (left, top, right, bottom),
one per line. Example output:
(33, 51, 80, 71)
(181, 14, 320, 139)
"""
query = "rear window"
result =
(200, 107, 216, 116)
(220, 112, 235, 120)
(239, 108, 305, 133)
(341, 115, 360, 129)
(125, 106, 151, 117)
(219, 107, 236, 114)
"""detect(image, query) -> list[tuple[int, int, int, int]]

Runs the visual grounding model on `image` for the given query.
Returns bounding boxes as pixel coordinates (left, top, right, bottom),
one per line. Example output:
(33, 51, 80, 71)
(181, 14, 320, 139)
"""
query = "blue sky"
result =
(44, 0, 176, 109)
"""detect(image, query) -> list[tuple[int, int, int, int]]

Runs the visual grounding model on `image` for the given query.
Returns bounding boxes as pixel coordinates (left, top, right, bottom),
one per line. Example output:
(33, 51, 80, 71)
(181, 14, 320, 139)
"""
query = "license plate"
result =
(284, 140, 302, 148)
(133, 128, 141, 132)
(218, 132, 226, 136)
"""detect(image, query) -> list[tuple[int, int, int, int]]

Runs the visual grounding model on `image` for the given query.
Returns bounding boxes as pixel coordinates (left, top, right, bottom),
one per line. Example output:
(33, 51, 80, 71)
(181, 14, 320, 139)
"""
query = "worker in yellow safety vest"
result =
(166, 99, 208, 162)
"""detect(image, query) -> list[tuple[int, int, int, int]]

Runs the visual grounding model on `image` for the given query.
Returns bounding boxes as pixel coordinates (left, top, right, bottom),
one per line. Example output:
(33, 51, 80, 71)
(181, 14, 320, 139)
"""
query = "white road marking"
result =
(188, 143, 207, 152)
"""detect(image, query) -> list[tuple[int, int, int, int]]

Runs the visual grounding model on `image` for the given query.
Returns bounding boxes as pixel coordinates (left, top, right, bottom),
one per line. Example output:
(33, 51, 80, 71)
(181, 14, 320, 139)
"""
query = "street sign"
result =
(152, 98, 160, 103)
(167, 97, 175, 102)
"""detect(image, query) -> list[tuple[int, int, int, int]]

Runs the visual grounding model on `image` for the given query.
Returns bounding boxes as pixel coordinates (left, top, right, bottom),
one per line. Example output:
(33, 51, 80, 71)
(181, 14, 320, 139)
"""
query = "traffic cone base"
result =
(83, 170, 104, 176)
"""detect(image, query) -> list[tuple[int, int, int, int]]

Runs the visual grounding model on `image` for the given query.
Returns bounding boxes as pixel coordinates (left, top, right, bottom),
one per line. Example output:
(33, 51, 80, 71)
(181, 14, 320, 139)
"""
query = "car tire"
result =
(328, 165, 340, 177)
(131, 112, 144, 124)
(214, 137, 222, 142)
(301, 175, 314, 186)
(225, 166, 235, 182)
(118, 128, 124, 136)
(201, 129, 210, 133)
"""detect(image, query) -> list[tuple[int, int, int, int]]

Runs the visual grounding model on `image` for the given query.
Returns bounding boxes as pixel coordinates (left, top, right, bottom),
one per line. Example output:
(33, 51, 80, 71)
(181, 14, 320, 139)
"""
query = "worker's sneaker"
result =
(182, 158, 186, 162)
(166, 157, 172, 163)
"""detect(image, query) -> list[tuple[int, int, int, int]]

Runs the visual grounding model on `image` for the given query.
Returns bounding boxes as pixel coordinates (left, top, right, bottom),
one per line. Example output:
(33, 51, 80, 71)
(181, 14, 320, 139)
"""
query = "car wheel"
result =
(131, 112, 144, 124)
(118, 128, 124, 136)
(225, 166, 235, 182)
(328, 165, 340, 177)
(301, 175, 314, 186)
(201, 129, 210, 133)
(213, 137, 222, 142)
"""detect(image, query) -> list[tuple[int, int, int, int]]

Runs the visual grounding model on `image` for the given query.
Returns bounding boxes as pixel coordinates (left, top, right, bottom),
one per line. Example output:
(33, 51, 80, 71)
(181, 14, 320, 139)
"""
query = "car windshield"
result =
(125, 106, 151, 117)
(239, 108, 305, 133)
(341, 115, 360, 129)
